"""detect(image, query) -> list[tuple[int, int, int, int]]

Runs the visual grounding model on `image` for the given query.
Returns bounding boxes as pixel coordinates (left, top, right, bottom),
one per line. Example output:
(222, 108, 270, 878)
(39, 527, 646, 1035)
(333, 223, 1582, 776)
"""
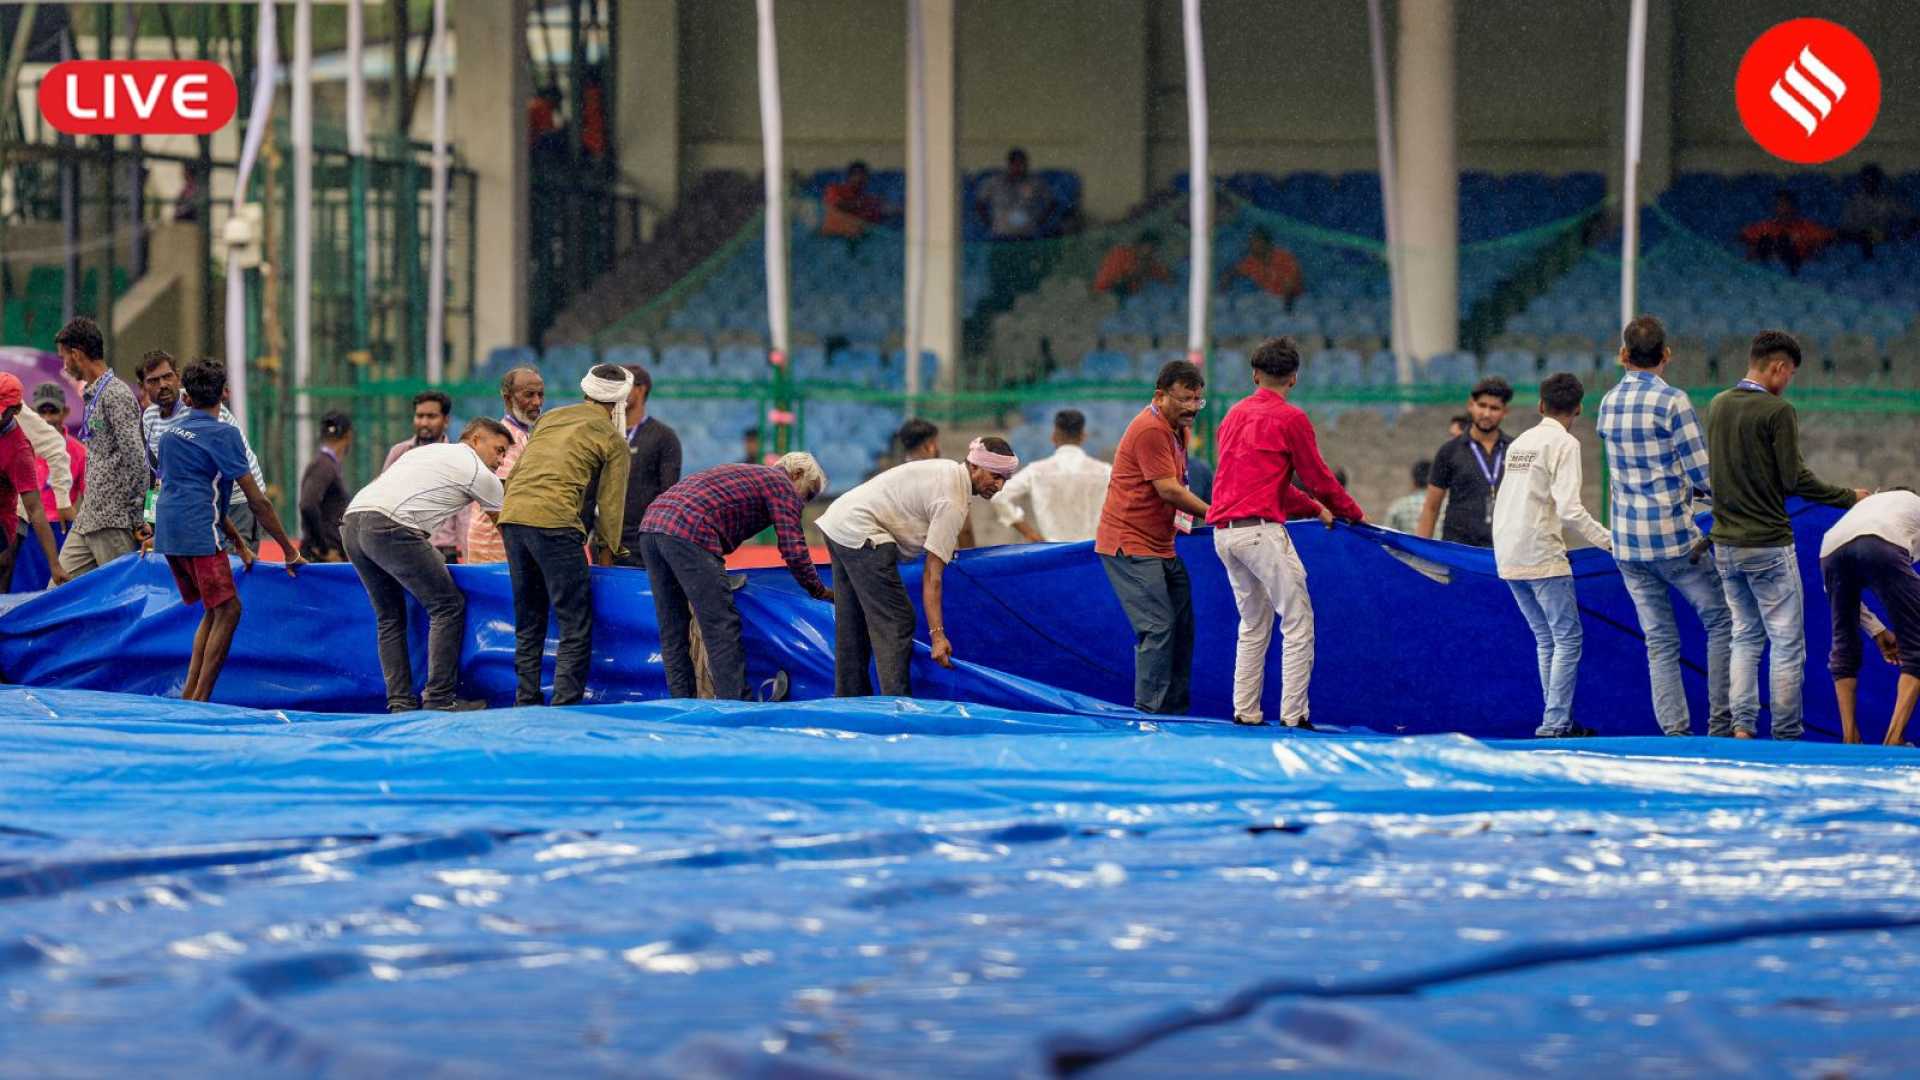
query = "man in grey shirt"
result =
(56, 318, 146, 578)
(976, 148, 1055, 314)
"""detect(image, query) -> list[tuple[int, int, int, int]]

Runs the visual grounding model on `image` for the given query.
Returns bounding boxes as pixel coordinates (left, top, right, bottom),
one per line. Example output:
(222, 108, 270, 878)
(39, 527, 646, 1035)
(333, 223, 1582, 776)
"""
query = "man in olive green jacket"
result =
(498, 364, 640, 706)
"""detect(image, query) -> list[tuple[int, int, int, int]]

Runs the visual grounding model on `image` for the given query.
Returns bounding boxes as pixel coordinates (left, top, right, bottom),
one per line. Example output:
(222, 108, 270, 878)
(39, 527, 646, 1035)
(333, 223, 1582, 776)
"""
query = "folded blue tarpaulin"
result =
(0, 500, 1897, 738)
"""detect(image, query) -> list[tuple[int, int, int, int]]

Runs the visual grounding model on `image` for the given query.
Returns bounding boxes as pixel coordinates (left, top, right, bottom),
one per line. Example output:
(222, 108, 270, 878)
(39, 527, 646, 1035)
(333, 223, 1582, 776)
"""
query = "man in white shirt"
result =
(994, 409, 1111, 543)
(1492, 373, 1612, 737)
(1818, 488, 1920, 745)
(816, 437, 1017, 697)
(342, 417, 512, 713)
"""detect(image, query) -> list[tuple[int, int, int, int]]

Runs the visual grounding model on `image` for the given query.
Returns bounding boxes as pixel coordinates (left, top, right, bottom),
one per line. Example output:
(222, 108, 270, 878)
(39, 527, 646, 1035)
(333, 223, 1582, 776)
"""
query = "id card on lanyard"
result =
(1152, 404, 1196, 534)
(77, 380, 104, 443)
(1470, 438, 1503, 527)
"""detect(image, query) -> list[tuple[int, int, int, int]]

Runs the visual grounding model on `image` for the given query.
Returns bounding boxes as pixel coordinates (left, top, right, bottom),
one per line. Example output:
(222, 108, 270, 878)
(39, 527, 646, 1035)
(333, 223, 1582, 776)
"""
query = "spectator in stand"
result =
(152, 360, 304, 702)
(994, 409, 1112, 543)
(896, 417, 941, 461)
(817, 438, 1016, 696)
(1385, 461, 1432, 533)
(607, 365, 682, 570)
(299, 412, 354, 562)
(1221, 228, 1304, 309)
(977, 148, 1055, 312)
(1449, 414, 1470, 439)
(141, 350, 267, 554)
(1093, 231, 1172, 297)
(1096, 360, 1211, 715)
(56, 317, 145, 578)
(1818, 488, 1920, 746)
(1417, 376, 1513, 547)
(741, 427, 763, 465)
(1599, 314, 1733, 737)
(0, 374, 67, 591)
(1208, 337, 1364, 729)
(1839, 164, 1919, 260)
(1707, 329, 1866, 740)
(822, 160, 891, 244)
(346, 417, 512, 713)
(1492, 373, 1613, 738)
(640, 454, 834, 702)
(497, 365, 640, 707)
(467, 366, 545, 563)
(1185, 429, 1215, 503)
(380, 390, 465, 562)
(1740, 190, 1834, 275)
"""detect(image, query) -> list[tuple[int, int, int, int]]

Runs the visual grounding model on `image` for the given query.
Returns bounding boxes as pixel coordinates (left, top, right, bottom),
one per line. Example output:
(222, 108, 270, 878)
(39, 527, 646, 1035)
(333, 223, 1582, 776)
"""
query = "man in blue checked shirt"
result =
(1598, 315, 1735, 737)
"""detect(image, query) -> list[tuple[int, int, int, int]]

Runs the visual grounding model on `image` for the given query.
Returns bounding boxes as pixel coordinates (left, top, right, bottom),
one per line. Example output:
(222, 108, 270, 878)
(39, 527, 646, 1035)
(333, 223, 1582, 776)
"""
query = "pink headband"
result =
(966, 438, 1019, 478)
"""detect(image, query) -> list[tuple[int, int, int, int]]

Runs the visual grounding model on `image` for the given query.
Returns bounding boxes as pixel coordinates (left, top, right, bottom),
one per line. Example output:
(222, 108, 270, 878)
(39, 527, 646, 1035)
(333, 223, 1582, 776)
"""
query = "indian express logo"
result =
(1768, 46, 1847, 138)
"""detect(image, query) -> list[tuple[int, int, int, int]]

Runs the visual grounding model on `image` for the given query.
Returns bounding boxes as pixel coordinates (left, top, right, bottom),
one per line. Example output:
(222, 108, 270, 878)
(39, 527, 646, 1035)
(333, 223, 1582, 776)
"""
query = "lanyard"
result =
(76, 378, 104, 443)
(1148, 404, 1189, 485)
(1468, 437, 1503, 490)
(1736, 379, 1769, 394)
(320, 446, 338, 464)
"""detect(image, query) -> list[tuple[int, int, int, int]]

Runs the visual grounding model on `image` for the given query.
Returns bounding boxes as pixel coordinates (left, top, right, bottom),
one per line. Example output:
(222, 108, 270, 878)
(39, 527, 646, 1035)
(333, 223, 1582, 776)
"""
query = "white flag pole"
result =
(1181, 0, 1211, 365)
(755, 0, 790, 368)
(1620, 0, 1649, 331)
(292, 0, 313, 484)
(426, 0, 450, 382)
(1367, 0, 1411, 383)
(903, 0, 926, 405)
(225, 0, 278, 436)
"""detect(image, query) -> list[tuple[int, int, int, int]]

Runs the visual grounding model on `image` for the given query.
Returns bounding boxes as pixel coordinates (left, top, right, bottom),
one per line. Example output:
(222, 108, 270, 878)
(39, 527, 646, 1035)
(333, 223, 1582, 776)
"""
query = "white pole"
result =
(1367, 0, 1411, 383)
(1620, 0, 1649, 332)
(292, 0, 313, 485)
(426, 0, 449, 382)
(755, 0, 790, 364)
(1180, 0, 1210, 364)
(345, 0, 366, 156)
(225, 0, 278, 436)
(903, 0, 925, 403)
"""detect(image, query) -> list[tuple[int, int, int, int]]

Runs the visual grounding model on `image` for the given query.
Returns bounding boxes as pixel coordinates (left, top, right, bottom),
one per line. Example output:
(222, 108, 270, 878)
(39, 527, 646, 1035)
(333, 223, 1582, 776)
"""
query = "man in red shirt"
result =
(0, 374, 68, 591)
(1208, 337, 1364, 728)
(822, 160, 890, 242)
(1096, 359, 1211, 714)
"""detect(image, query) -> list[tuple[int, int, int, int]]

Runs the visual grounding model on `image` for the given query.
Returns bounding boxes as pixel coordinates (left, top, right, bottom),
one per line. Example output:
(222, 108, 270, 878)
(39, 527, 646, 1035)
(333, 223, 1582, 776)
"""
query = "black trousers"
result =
(1823, 535, 1920, 679)
(825, 537, 917, 697)
(343, 512, 467, 711)
(501, 523, 595, 706)
(640, 532, 747, 700)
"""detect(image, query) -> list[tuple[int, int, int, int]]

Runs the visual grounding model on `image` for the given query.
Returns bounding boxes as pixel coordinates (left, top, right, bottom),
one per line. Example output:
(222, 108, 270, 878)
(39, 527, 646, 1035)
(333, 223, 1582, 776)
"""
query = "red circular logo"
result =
(1736, 19, 1880, 164)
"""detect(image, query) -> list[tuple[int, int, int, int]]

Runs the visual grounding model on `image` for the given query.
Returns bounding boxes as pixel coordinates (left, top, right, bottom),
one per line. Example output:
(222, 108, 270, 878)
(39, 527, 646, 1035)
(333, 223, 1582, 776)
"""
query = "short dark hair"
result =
(137, 349, 176, 380)
(1250, 336, 1302, 381)
(320, 410, 353, 439)
(848, 159, 869, 174)
(462, 416, 511, 442)
(412, 389, 453, 417)
(1137, 230, 1161, 247)
(54, 317, 104, 360)
(976, 435, 1014, 456)
(1007, 147, 1028, 164)
(1622, 315, 1667, 368)
(1053, 409, 1086, 440)
(1412, 459, 1432, 487)
(181, 358, 226, 407)
(1449, 413, 1471, 429)
(1470, 375, 1514, 404)
(1540, 372, 1585, 414)
(500, 365, 539, 397)
(1155, 359, 1205, 393)
(897, 417, 939, 453)
(1750, 329, 1803, 368)
(624, 364, 652, 396)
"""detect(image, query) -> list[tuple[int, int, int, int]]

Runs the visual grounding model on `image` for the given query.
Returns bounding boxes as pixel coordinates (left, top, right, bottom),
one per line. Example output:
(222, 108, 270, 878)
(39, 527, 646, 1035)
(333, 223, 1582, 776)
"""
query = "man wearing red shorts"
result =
(152, 359, 305, 701)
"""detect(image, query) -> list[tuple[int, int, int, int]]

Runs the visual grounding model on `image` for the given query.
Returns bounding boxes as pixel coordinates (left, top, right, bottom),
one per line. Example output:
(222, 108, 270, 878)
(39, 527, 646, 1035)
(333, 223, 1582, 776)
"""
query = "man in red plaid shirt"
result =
(638, 452, 833, 700)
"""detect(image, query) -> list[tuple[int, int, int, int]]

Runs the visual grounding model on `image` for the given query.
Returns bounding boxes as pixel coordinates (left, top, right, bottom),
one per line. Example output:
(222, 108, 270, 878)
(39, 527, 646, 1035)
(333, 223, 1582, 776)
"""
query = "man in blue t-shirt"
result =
(152, 359, 305, 701)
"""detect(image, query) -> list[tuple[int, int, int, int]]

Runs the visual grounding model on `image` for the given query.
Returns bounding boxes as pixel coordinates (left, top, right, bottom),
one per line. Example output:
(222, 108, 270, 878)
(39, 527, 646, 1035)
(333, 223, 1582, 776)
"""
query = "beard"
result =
(508, 405, 539, 426)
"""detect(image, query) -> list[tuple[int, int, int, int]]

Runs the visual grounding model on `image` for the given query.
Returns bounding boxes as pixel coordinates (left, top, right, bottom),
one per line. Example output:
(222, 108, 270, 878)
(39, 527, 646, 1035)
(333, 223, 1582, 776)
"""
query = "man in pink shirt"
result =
(30, 382, 86, 519)
(1207, 337, 1364, 728)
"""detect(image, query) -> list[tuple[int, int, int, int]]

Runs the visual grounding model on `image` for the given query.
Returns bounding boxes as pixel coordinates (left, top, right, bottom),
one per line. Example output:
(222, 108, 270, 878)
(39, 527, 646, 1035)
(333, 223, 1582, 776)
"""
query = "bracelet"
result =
(930, 628, 947, 639)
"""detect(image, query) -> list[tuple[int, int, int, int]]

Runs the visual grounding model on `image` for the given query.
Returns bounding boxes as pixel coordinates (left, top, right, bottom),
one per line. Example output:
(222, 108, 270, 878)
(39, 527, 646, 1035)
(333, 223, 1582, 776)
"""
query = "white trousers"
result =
(1214, 521, 1315, 724)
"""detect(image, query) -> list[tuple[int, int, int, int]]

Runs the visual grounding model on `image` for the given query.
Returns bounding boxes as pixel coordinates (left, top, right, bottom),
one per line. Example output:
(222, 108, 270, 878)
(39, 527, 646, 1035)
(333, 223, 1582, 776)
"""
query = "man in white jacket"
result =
(1492, 372, 1613, 737)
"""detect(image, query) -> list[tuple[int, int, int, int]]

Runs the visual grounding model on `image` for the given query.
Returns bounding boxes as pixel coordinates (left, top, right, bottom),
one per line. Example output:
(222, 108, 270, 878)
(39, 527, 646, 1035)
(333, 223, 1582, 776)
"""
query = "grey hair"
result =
(499, 365, 540, 397)
(778, 451, 827, 497)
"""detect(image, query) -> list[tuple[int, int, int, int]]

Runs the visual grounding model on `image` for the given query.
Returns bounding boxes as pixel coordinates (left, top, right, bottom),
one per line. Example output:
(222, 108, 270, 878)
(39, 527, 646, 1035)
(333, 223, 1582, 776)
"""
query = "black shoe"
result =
(1233, 715, 1265, 726)
(1541, 724, 1597, 738)
(427, 699, 488, 712)
(388, 700, 421, 714)
(1282, 718, 1315, 731)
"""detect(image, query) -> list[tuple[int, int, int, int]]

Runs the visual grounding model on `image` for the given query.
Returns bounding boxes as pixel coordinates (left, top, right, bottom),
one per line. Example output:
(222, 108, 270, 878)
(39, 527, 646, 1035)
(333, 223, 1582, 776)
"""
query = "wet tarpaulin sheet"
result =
(3, 685, 1919, 1076)
(0, 500, 1895, 737)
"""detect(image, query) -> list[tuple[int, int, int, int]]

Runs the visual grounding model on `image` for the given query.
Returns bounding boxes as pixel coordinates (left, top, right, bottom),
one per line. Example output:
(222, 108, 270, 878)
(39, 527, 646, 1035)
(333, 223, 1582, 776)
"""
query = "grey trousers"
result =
(826, 537, 916, 697)
(58, 526, 137, 577)
(640, 532, 747, 700)
(344, 512, 468, 711)
(1101, 551, 1194, 715)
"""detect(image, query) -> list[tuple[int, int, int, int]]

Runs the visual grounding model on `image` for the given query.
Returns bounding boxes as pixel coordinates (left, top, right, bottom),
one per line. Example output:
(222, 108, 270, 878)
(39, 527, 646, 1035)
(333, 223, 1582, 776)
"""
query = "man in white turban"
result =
(495, 364, 642, 706)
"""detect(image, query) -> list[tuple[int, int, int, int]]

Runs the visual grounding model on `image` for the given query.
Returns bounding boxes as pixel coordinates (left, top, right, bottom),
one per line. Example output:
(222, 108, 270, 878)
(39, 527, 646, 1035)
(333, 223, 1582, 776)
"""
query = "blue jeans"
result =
(1716, 544, 1806, 740)
(1507, 576, 1583, 736)
(1617, 555, 1734, 736)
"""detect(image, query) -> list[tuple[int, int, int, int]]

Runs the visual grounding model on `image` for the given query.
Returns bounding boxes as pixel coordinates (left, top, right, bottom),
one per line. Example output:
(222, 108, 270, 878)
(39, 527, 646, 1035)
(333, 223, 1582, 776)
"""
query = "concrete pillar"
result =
(615, 0, 679, 210)
(1394, 0, 1457, 360)
(454, 0, 530, 357)
(908, 0, 960, 389)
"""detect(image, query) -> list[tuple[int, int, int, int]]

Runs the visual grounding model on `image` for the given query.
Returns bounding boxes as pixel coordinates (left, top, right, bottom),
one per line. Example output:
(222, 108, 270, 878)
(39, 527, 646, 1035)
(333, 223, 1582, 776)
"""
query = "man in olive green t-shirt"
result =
(498, 364, 640, 707)
(1706, 329, 1868, 740)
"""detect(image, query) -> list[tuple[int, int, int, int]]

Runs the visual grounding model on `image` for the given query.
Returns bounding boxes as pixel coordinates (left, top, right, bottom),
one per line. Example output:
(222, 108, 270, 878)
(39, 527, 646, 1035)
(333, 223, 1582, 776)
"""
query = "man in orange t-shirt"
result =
(1096, 359, 1210, 714)
(1222, 229, 1304, 307)
(1093, 232, 1172, 296)
(823, 161, 890, 241)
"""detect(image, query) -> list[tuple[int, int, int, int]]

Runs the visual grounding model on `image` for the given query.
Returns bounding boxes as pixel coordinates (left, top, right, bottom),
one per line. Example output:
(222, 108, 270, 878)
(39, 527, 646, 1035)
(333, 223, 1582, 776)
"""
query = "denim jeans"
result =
(501, 523, 595, 707)
(1099, 552, 1194, 715)
(343, 512, 467, 711)
(1716, 544, 1806, 739)
(1507, 576, 1583, 736)
(641, 532, 747, 700)
(1617, 555, 1734, 736)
